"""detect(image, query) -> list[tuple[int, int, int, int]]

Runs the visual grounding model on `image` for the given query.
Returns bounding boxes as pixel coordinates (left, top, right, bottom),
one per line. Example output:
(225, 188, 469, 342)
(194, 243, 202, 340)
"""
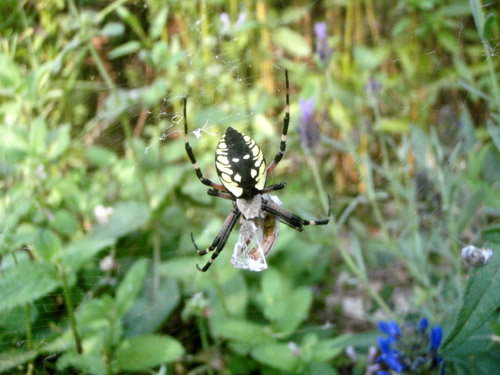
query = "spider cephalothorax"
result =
(184, 70, 331, 272)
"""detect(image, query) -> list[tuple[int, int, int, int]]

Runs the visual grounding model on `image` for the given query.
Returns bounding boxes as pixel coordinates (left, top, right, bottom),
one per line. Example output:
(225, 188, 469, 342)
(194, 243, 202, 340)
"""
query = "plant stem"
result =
(25, 303, 34, 375)
(306, 151, 394, 318)
(306, 155, 329, 214)
(196, 317, 214, 375)
(59, 264, 83, 354)
(152, 232, 161, 301)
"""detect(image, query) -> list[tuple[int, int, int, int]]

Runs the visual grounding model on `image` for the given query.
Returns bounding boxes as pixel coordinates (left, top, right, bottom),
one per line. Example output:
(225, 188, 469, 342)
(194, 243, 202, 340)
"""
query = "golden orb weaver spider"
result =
(184, 70, 331, 272)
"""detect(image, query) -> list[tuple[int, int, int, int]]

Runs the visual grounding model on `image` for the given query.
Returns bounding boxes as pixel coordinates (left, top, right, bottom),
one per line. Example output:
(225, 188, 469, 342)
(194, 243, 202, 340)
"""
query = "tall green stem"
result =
(59, 265, 83, 354)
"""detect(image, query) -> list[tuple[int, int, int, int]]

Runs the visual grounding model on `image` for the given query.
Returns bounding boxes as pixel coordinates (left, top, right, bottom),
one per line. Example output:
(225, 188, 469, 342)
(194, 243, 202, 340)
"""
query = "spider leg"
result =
(262, 194, 331, 231)
(267, 70, 290, 176)
(192, 205, 239, 255)
(184, 97, 227, 191)
(261, 182, 287, 194)
(207, 188, 235, 201)
(196, 208, 241, 272)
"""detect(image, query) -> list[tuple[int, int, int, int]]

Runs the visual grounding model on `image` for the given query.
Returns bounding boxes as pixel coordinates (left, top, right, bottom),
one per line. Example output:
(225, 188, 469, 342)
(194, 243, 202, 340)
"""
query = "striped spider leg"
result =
(183, 97, 227, 192)
(192, 205, 241, 272)
(261, 194, 331, 232)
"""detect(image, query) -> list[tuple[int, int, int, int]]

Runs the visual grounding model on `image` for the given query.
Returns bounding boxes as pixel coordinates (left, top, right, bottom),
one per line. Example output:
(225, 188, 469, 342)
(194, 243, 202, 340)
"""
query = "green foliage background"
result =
(1, 0, 500, 374)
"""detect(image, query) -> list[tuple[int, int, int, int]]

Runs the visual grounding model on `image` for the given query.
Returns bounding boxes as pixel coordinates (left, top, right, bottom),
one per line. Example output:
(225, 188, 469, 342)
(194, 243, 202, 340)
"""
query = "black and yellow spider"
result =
(184, 70, 331, 272)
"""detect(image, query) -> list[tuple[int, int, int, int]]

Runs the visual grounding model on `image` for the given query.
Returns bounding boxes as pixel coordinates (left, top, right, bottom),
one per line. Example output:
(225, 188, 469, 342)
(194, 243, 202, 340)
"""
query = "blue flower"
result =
(378, 320, 401, 339)
(419, 317, 429, 332)
(430, 326, 442, 350)
(376, 318, 444, 375)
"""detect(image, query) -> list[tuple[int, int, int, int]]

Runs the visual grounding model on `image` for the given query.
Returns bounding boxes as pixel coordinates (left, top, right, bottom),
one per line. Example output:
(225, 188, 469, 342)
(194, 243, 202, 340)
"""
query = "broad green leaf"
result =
(85, 146, 118, 167)
(274, 287, 313, 335)
(115, 334, 184, 371)
(0, 349, 38, 373)
(0, 261, 59, 312)
(57, 350, 107, 375)
(312, 339, 343, 362)
(47, 124, 70, 160)
(440, 244, 500, 356)
(50, 210, 79, 236)
(116, 259, 148, 317)
(251, 343, 300, 373)
(123, 278, 180, 337)
(159, 257, 201, 283)
(272, 28, 311, 58)
(353, 46, 389, 71)
(34, 229, 62, 261)
(90, 201, 150, 240)
(211, 318, 274, 345)
(60, 236, 115, 270)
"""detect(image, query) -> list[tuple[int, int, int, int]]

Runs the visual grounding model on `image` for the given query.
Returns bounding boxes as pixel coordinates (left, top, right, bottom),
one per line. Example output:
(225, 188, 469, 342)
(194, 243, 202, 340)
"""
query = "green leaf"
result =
(85, 146, 118, 167)
(469, 0, 485, 38)
(29, 117, 47, 156)
(34, 229, 62, 261)
(101, 22, 125, 37)
(90, 201, 149, 241)
(47, 124, 70, 160)
(251, 343, 300, 373)
(211, 318, 274, 345)
(272, 28, 311, 57)
(150, 7, 168, 39)
(115, 334, 184, 371)
(0, 261, 59, 312)
(440, 244, 500, 356)
(0, 349, 38, 373)
(377, 118, 410, 133)
(274, 287, 313, 335)
(482, 225, 500, 243)
(123, 278, 180, 337)
(50, 210, 79, 236)
(60, 236, 115, 270)
(353, 46, 389, 71)
(108, 41, 141, 59)
(116, 259, 148, 317)
(57, 350, 107, 375)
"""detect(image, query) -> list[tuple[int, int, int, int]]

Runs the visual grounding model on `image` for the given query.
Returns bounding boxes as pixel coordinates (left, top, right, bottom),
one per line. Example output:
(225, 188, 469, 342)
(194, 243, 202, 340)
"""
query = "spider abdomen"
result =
(215, 127, 267, 198)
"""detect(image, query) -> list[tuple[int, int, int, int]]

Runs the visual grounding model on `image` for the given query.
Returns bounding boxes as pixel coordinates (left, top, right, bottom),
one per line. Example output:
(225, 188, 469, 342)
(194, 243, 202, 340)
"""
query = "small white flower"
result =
(94, 204, 114, 224)
(99, 255, 118, 272)
(36, 164, 47, 179)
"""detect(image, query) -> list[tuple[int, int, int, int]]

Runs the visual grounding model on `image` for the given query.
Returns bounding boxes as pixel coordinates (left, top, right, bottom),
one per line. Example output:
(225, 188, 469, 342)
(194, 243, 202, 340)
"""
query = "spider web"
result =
(1, 0, 499, 370)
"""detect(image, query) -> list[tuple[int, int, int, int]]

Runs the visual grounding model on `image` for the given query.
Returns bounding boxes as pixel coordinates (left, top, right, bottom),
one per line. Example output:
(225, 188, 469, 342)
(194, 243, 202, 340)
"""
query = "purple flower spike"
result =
(419, 317, 429, 332)
(298, 98, 319, 152)
(314, 22, 332, 64)
(299, 98, 314, 124)
(430, 326, 443, 350)
(377, 372, 391, 375)
(314, 22, 328, 41)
